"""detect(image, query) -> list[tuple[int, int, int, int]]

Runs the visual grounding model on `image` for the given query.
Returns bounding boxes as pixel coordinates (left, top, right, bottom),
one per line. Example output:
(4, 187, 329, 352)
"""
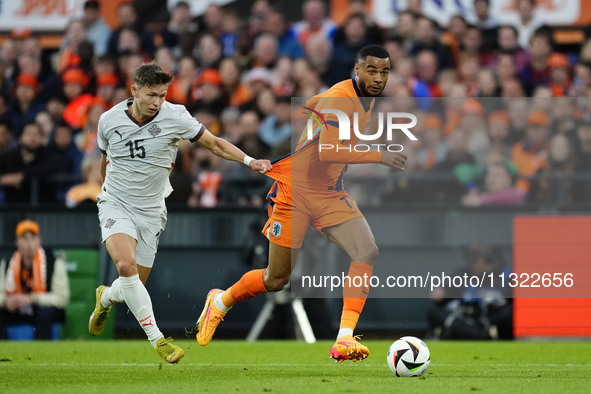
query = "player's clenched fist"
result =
(380, 151, 407, 170)
(250, 159, 272, 173)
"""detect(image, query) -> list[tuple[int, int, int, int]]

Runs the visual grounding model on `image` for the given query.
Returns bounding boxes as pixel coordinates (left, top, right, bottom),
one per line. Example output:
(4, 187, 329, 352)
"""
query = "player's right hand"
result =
(250, 159, 272, 174)
(380, 151, 407, 170)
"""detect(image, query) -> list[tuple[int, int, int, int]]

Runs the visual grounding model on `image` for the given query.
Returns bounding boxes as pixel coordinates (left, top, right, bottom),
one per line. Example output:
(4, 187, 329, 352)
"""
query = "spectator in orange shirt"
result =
(219, 57, 253, 108)
(95, 73, 119, 108)
(511, 110, 550, 192)
(547, 53, 571, 97)
(58, 20, 87, 73)
(65, 155, 102, 208)
(166, 56, 197, 106)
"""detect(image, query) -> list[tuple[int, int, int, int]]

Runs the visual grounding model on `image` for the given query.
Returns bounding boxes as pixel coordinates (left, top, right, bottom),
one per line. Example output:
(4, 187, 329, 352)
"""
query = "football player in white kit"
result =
(88, 61, 272, 363)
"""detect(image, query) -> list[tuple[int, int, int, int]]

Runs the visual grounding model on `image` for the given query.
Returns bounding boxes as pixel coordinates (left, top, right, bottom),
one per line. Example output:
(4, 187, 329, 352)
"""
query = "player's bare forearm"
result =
(380, 151, 407, 171)
(100, 153, 107, 184)
(196, 129, 272, 173)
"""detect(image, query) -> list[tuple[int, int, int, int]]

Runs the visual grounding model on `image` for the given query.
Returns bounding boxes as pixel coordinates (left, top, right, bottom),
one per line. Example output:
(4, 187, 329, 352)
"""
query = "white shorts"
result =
(97, 195, 167, 268)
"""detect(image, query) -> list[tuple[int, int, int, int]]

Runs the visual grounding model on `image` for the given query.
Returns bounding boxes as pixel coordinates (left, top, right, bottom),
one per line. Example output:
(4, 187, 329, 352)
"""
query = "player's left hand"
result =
(250, 159, 272, 174)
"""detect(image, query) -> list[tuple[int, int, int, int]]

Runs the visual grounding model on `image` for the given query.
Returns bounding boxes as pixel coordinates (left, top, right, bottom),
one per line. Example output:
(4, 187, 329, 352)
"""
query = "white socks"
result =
(337, 328, 353, 340)
(214, 292, 232, 313)
(101, 278, 125, 307)
(119, 274, 164, 347)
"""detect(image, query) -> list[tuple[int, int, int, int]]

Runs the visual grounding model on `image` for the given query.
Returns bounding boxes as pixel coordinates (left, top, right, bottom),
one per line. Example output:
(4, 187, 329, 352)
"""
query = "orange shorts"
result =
(261, 181, 365, 249)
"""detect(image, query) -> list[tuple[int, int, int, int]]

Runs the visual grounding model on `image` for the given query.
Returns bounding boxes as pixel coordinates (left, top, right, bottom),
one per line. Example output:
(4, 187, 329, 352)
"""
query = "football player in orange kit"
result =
(196, 45, 407, 362)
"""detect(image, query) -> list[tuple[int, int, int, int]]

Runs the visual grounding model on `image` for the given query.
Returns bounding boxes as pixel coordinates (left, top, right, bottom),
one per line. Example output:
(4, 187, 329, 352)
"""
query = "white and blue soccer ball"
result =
(387, 336, 430, 377)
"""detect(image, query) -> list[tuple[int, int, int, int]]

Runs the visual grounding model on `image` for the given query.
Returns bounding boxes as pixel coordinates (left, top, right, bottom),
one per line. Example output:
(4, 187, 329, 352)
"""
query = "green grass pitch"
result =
(1, 340, 590, 393)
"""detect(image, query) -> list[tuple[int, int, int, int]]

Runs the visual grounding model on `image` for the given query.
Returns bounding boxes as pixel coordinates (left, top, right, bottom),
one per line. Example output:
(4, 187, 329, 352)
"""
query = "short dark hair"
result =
(84, 0, 99, 10)
(133, 61, 172, 88)
(357, 45, 390, 63)
(498, 24, 518, 37)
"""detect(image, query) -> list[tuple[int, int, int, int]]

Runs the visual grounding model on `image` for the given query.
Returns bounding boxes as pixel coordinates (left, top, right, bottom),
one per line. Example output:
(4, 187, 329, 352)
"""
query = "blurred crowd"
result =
(0, 0, 590, 208)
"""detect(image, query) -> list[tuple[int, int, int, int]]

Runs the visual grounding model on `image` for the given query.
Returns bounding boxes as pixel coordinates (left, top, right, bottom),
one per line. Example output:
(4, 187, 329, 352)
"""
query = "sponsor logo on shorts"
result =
(148, 124, 162, 138)
(105, 218, 116, 229)
(272, 222, 282, 237)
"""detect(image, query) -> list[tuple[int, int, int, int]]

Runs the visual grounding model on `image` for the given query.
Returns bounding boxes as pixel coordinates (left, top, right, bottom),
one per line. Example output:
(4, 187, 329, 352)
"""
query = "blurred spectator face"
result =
(254, 34, 278, 67)
(35, 111, 52, 140)
(21, 37, 42, 58)
(577, 123, 591, 149)
(350, 0, 367, 15)
(477, 69, 497, 96)
(20, 123, 43, 151)
(486, 146, 505, 166)
(198, 35, 222, 67)
(264, 12, 286, 37)
(550, 65, 569, 85)
(18, 54, 40, 76)
(204, 5, 223, 32)
(178, 57, 197, 79)
(305, 35, 332, 69)
(474, 0, 490, 21)
(463, 27, 482, 53)
(531, 86, 552, 111)
(394, 57, 414, 79)
(155, 47, 174, 72)
(240, 111, 260, 136)
(552, 97, 574, 122)
(485, 165, 512, 194)
(200, 82, 222, 102)
(461, 113, 484, 131)
(97, 83, 115, 103)
(64, 82, 83, 101)
(275, 100, 292, 124)
(496, 54, 516, 80)
(549, 134, 570, 163)
(498, 26, 518, 51)
(383, 40, 404, 65)
(438, 70, 458, 96)
(222, 12, 240, 34)
(530, 35, 551, 59)
(170, 2, 192, 27)
(574, 62, 591, 88)
(449, 15, 467, 39)
(1, 38, 17, 64)
(397, 12, 416, 40)
(119, 29, 141, 53)
(276, 56, 293, 82)
(517, 0, 534, 21)
(501, 78, 525, 97)
(489, 120, 509, 143)
(117, 3, 137, 28)
(220, 108, 241, 141)
(256, 88, 276, 118)
(344, 16, 367, 46)
(416, 51, 437, 82)
(252, 0, 273, 17)
(415, 18, 435, 45)
(0, 123, 11, 149)
(303, 0, 326, 30)
(66, 20, 87, 47)
(407, 0, 422, 14)
(527, 124, 548, 147)
(16, 83, 36, 105)
(87, 104, 105, 130)
(17, 231, 41, 260)
(83, 3, 100, 25)
(507, 98, 529, 129)
(95, 57, 116, 76)
(54, 125, 73, 151)
(47, 97, 66, 121)
(219, 58, 240, 85)
(459, 56, 480, 82)
(292, 58, 313, 83)
(448, 129, 468, 154)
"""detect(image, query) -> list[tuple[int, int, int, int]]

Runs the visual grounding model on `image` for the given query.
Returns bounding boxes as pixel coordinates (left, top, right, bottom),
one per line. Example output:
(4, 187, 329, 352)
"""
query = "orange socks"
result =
(221, 269, 267, 308)
(339, 262, 373, 335)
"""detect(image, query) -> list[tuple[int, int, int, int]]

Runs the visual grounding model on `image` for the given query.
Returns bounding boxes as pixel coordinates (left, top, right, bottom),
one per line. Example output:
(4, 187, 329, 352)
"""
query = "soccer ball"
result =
(387, 336, 430, 377)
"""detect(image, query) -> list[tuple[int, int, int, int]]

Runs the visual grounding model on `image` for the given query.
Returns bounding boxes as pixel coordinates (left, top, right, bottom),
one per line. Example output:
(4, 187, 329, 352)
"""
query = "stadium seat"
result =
(6, 323, 61, 341)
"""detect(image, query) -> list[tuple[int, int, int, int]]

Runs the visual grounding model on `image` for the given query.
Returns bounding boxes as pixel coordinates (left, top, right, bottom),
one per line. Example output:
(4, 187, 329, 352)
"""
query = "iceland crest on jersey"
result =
(148, 124, 162, 138)
(272, 222, 282, 237)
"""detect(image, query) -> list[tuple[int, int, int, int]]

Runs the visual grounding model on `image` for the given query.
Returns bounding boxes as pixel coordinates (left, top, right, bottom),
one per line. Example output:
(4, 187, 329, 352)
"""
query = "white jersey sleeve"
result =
(97, 113, 109, 153)
(177, 105, 205, 142)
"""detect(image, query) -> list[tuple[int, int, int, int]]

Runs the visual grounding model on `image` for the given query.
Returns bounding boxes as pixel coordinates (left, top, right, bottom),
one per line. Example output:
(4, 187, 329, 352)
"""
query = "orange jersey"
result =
(265, 78, 382, 192)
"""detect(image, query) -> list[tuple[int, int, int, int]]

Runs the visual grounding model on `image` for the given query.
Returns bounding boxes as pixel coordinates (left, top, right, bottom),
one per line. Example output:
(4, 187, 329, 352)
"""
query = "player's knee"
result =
(264, 275, 289, 292)
(356, 243, 379, 264)
(116, 259, 138, 277)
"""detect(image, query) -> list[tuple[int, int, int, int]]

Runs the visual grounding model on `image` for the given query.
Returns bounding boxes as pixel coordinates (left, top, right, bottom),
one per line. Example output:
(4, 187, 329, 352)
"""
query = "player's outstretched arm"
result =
(380, 151, 407, 171)
(196, 129, 272, 173)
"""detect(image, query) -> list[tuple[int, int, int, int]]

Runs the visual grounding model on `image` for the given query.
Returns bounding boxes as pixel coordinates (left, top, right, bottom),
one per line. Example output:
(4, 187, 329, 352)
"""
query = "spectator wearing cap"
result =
(460, 99, 490, 164)
(263, 12, 304, 60)
(511, 110, 550, 192)
(8, 74, 46, 137)
(0, 220, 69, 340)
(61, 69, 95, 130)
(190, 69, 226, 117)
(61, 68, 88, 103)
(416, 113, 448, 170)
(58, 20, 87, 73)
(487, 110, 512, 156)
(81, 0, 111, 56)
(95, 73, 119, 108)
(291, 0, 337, 48)
(107, 2, 155, 58)
(240, 67, 274, 112)
(547, 53, 571, 97)
(0, 122, 58, 204)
